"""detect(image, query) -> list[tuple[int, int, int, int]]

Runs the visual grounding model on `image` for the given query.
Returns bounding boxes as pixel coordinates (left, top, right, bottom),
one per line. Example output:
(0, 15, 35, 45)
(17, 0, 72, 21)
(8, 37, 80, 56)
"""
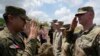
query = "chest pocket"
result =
(77, 27, 100, 49)
(7, 36, 24, 56)
(1, 38, 18, 56)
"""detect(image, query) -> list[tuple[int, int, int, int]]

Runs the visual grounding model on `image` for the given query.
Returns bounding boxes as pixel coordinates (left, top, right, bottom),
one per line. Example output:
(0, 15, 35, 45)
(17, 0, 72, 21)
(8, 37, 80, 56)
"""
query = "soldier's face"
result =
(52, 23, 56, 30)
(77, 13, 89, 25)
(13, 16, 26, 32)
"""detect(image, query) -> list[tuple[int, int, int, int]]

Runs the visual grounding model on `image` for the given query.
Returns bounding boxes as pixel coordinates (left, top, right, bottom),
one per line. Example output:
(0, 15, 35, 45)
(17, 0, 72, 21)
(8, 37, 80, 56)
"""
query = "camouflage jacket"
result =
(0, 27, 38, 56)
(53, 31, 63, 56)
(74, 25, 100, 56)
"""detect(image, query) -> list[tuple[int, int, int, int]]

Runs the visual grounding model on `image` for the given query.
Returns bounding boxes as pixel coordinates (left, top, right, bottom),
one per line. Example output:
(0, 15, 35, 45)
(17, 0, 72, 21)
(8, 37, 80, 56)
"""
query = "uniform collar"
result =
(3, 27, 12, 37)
(82, 24, 96, 34)
(3, 27, 20, 38)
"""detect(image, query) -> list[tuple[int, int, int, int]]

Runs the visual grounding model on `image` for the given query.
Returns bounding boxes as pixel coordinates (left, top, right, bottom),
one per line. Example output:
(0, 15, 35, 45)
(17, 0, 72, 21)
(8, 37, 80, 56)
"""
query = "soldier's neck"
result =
(83, 23, 93, 31)
(7, 24, 17, 35)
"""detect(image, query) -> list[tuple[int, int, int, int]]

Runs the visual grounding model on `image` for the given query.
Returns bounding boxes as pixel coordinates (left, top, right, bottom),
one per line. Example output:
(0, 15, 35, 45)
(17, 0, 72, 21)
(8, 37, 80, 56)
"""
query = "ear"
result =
(89, 12, 94, 19)
(7, 15, 14, 22)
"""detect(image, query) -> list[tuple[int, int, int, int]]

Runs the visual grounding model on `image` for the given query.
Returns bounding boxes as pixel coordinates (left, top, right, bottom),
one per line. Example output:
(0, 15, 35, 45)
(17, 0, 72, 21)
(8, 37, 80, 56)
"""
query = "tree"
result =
(0, 18, 5, 26)
(42, 22, 49, 27)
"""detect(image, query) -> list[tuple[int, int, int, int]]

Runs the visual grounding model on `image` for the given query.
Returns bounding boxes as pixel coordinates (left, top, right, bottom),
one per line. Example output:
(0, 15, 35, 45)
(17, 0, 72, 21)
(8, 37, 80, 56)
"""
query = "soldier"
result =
(38, 43, 54, 56)
(0, 6, 39, 56)
(68, 6, 100, 56)
(39, 24, 48, 45)
(60, 24, 70, 56)
(48, 19, 58, 44)
(53, 21, 63, 56)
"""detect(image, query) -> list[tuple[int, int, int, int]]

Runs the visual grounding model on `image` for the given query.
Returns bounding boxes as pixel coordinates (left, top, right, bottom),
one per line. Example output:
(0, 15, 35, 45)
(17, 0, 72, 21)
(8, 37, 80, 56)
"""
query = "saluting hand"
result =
(24, 20, 38, 40)
(70, 16, 78, 31)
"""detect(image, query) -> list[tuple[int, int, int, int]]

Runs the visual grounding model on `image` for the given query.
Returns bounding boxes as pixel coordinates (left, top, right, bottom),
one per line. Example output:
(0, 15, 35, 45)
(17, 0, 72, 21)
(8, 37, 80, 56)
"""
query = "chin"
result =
(79, 21, 82, 24)
(18, 29, 23, 32)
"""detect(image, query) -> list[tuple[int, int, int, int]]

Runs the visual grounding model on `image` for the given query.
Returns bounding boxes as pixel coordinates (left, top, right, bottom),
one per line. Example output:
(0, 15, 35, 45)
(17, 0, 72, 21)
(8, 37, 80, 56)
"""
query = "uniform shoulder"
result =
(94, 25, 100, 35)
(0, 27, 13, 47)
(0, 27, 12, 38)
(0, 36, 13, 49)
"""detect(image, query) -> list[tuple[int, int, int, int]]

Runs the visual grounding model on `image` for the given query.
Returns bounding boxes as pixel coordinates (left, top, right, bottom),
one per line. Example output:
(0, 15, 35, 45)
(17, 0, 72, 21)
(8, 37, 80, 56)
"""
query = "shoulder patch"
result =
(9, 44, 20, 49)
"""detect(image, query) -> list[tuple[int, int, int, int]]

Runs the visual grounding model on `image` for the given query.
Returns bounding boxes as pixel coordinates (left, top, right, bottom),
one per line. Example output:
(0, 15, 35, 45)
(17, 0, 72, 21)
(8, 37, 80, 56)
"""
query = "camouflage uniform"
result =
(38, 43, 54, 56)
(61, 27, 81, 56)
(53, 31, 62, 56)
(61, 37, 70, 56)
(0, 27, 38, 56)
(65, 6, 100, 56)
(74, 25, 100, 56)
(0, 6, 39, 56)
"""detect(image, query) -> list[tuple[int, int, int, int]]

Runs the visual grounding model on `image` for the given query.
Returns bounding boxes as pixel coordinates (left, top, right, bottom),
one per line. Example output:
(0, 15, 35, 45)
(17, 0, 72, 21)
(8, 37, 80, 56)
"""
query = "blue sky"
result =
(0, 0, 100, 24)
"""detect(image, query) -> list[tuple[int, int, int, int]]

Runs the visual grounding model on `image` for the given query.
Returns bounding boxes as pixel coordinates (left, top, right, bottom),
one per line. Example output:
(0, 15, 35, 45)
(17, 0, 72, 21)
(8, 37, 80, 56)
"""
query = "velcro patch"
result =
(9, 44, 20, 49)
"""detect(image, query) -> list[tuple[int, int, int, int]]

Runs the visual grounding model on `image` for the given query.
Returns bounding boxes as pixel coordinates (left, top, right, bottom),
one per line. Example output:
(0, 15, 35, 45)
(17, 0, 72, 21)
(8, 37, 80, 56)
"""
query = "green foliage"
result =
(33, 18, 49, 27)
(42, 22, 49, 27)
(0, 18, 5, 26)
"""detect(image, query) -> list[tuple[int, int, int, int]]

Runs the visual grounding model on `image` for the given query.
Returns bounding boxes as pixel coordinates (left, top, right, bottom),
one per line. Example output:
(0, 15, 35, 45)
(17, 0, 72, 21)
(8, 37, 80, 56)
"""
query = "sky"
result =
(0, 0, 100, 25)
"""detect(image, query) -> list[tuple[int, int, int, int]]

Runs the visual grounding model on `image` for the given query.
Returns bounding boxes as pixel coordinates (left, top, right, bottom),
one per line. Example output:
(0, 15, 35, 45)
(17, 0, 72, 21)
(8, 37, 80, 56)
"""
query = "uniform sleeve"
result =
(0, 38, 5, 55)
(22, 39, 39, 56)
(66, 30, 79, 44)
(98, 37, 100, 56)
(48, 30, 51, 36)
(56, 33, 62, 56)
(0, 38, 12, 56)
(96, 33, 100, 56)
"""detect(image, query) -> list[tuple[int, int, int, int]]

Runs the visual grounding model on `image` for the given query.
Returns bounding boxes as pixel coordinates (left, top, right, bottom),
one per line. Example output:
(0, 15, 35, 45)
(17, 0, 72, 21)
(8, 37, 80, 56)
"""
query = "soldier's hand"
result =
(24, 20, 38, 40)
(75, 45, 86, 56)
(70, 16, 78, 31)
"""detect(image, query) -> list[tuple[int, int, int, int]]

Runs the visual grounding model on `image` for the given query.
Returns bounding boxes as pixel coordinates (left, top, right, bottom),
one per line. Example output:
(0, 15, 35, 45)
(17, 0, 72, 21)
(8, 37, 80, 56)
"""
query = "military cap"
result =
(76, 6, 94, 15)
(60, 24, 70, 30)
(58, 21, 63, 25)
(51, 19, 58, 23)
(54, 22, 59, 25)
(63, 24, 70, 29)
(60, 27, 66, 30)
(4, 6, 31, 21)
(54, 21, 63, 25)
(53, 19, 58, 23)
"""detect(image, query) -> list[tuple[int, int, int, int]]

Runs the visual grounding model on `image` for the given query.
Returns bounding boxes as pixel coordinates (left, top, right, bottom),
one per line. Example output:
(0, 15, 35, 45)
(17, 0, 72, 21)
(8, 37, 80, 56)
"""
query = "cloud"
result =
(0, 0, 100, 25)
(41, 0, 56, 4)
(57, 0, 84, 7)
(0, 0, 25, 17)
(28, 10, 48, 18)
(23, 0, 42, 9)
(0, 0, 56, 16)
(23, 0, 56, 9)
(53, 0, 86, 24)
(55, 7, 71, 17)
(0, 0, 23, 7)
(59, 15, 74, 24)
(55, 0, 100, 25)
(0, 0, 56, 22)
(28, 10, 52, 22)
(54, 7, 74, 24)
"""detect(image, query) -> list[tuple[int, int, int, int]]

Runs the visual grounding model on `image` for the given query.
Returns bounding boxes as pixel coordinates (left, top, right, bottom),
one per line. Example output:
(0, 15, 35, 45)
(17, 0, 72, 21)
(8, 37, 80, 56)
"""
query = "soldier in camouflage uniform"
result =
(61, 24, 71, 56)
(0, 6, 39, 56)
(53, 21, 64, 56)
(68, 6, 100, 56)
